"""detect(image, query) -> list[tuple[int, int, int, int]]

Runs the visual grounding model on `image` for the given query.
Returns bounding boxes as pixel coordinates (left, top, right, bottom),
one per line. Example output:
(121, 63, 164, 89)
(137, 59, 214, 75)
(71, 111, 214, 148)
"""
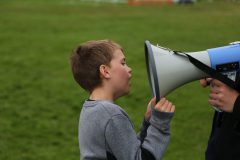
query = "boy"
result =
(70, 40, 175, 160)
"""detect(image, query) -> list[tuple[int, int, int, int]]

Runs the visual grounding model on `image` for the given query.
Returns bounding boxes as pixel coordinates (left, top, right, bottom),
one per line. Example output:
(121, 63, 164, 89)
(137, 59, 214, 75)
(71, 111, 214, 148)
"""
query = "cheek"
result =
(119, 68, 129, 79)
(113, 68, 128, 82)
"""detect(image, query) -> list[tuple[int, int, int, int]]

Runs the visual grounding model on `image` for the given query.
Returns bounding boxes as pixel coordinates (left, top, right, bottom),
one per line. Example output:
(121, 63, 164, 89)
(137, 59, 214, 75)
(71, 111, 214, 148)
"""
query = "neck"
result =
(90, 86, 114, 101)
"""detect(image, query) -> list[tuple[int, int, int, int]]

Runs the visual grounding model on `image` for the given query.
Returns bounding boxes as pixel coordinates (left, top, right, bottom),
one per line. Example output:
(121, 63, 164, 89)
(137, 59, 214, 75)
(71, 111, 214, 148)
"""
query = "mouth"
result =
(128, 76, 132, 86)
(128, 77, 132, 83)
(129, 74, 132, 79)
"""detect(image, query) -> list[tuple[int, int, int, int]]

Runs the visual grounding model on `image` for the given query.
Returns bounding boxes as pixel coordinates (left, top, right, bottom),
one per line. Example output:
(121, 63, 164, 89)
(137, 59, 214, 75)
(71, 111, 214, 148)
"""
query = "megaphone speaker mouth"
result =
(145, 40, 160, 102)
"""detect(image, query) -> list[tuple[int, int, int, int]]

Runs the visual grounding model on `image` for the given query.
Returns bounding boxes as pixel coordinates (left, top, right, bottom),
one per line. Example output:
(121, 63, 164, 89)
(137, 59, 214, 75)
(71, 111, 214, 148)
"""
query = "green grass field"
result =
(1, 0, 240, 159)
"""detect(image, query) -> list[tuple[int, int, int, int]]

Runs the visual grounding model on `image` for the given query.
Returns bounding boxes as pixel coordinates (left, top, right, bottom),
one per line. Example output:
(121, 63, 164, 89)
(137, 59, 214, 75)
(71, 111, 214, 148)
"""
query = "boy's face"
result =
(109, 49, 132, 99)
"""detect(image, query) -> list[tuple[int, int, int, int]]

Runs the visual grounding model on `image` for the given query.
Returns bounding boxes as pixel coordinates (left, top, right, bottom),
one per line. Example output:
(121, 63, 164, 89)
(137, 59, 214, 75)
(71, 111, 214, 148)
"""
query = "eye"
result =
(121, 58, 126, 65)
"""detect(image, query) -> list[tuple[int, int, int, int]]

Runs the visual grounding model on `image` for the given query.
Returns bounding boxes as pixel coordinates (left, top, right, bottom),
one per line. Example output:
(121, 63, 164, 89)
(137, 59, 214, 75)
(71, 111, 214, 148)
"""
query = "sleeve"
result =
(142, 109, 174, 160)
(233, 95, 240, 119)
(105, 110, 174, 160)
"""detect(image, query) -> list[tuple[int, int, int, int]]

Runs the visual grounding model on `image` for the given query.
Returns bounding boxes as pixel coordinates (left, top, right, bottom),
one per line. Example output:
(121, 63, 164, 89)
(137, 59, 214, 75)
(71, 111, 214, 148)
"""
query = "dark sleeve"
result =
(139, 120, 155, 160)
(106, 147, 156, 160)
(141, 147, 155, 160)
(232, 95, 240, 119)
(138, 119, 150, 143)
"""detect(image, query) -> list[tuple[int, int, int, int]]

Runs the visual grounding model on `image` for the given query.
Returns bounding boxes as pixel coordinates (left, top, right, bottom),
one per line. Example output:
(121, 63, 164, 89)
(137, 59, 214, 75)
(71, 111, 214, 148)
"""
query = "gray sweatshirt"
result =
(79, 100, 174, 160)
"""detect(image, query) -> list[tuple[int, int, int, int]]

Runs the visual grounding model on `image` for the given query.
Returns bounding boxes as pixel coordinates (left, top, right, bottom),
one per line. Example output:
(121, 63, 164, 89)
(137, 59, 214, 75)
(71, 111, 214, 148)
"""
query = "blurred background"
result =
(0, 0, 240, 159)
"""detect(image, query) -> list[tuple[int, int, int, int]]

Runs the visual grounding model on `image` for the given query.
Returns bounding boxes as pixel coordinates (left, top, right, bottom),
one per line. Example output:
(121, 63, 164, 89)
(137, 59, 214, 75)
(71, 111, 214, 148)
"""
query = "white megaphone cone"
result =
(145, 40, 210, 100)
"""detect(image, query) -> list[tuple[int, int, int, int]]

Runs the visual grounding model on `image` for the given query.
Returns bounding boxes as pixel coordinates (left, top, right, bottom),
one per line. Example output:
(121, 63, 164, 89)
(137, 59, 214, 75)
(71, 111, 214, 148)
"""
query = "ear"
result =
(99, 64, 111, 79)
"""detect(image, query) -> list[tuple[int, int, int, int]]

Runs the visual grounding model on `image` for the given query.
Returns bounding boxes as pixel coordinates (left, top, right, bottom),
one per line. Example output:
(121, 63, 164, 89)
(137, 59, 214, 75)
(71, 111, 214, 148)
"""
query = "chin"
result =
(116, 90, 130, 99)
(124, 88, 131, 96)
(125, 90, 130, 95)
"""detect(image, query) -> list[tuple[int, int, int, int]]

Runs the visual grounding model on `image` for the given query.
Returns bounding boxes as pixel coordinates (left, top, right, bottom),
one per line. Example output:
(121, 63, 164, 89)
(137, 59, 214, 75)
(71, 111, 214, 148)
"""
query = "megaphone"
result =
(145, 40, 240, 102)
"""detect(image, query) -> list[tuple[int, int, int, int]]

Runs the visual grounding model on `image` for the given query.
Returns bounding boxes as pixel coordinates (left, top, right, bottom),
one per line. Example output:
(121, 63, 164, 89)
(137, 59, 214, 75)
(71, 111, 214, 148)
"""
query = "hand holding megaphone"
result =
(200, 78, 221, 112)
(201, 78, 239, 113)
(144, 97, 175, 121)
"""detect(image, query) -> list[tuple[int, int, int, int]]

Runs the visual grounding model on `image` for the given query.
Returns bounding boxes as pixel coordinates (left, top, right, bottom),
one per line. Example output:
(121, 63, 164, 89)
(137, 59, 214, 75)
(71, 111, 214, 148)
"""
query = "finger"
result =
(200, 78, 213, 87)
(210, 86, 219, 94)
(209, 93, 217, 100)
(206, 78, 213, 82)
(205, 78, 213, 86)
(151, 97, 156, 105)
(165, 102, 173, 112)
(199, 79, 208, 87)
(209, 99, 223, 109)
(209, 93, 224, 102)
(161, 100, 170, 112)
(212, 79, 225, 87)
(162, 101, 172, 112)
(148, 97, 156, 108)
(170, 105, 175, 113)
(155, 98, 166, 109)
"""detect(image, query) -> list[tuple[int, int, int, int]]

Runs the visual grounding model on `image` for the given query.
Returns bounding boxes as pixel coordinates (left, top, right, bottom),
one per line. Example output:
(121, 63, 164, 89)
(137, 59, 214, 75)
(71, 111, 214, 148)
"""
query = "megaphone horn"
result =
(145, 40, 240, 102)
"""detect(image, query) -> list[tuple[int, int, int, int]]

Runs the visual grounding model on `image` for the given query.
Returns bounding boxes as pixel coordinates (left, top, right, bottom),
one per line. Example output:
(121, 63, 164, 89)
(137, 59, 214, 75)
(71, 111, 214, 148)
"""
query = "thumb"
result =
(150, 97, 156, 107)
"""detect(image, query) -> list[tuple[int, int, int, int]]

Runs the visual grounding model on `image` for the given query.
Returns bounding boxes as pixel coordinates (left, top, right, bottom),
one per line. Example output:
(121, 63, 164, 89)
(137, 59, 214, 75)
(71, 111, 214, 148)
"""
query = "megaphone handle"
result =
(212, 106, 222, 112)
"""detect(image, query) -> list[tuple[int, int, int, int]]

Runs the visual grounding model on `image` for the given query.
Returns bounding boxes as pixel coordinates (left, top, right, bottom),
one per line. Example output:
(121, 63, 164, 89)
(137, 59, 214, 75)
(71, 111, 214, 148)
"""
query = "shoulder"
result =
(97, 101, 127, 117)
(82, 100, 128, 118)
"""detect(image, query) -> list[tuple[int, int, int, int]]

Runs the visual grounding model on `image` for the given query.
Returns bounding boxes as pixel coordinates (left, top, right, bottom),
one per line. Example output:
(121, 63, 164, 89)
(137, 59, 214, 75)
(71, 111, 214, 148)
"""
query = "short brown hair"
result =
(70, 40, 123, 92)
